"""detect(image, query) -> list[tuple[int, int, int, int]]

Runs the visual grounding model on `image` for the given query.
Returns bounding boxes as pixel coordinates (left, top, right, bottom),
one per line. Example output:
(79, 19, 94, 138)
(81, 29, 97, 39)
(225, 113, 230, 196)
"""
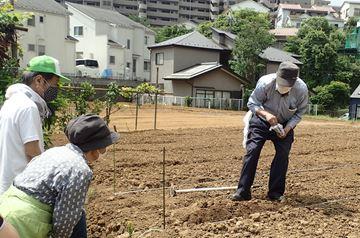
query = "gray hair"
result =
(22, 71, 55, 86)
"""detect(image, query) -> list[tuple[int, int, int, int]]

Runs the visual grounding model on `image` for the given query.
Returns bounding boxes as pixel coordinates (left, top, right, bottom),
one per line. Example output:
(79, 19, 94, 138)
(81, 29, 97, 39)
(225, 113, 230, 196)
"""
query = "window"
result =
(355, 8, 360, 16)
(144, 36, 148, 45)
(76, 51, 83, 59)
(74, 26, 83, 36)
(144, 61, 150, 71)
(28, 44, 35, 52)
(38, 45, 45, 56)
(110, 55, 115, 64)
(27, 15, 35, 26)
(155, 53, 164, 65)
(126, 62, 131, 68)
(102, 1, 112, 6)
(127, 39, 131, 49)
(296, 22, 301, 28)
(39, 16, 44, 23)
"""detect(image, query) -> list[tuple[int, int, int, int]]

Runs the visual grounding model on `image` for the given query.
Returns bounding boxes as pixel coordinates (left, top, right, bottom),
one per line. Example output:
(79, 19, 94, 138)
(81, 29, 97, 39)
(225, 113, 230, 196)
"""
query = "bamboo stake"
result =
(113, 125, 117, 193)
(162, 147, 166, 229)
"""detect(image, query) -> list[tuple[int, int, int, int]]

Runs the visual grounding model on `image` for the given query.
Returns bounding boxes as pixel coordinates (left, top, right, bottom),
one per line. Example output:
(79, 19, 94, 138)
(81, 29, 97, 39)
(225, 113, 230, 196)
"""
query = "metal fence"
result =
(139, 94, 244, 111)
(306, 104, 318, 116)
(139, 95, 323, 115)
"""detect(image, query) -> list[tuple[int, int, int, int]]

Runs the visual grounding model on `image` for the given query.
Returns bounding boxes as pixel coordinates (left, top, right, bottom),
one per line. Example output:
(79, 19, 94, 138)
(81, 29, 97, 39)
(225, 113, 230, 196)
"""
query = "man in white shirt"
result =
(0, 55, 70, 195)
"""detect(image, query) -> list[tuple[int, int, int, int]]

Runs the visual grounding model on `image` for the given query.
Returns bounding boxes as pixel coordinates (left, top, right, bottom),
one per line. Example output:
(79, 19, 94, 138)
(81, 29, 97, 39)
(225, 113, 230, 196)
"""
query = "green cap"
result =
(27, 55, 71, 83)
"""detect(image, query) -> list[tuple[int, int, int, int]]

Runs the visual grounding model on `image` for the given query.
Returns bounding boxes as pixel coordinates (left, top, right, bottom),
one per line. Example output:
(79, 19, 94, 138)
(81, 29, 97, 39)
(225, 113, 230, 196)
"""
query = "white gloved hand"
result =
(270, 124, 285, 137)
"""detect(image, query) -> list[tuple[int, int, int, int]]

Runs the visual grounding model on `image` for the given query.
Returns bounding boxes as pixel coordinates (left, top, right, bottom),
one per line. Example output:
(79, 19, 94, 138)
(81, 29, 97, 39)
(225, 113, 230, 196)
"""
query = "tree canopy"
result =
(285, 17, 344, 89)
(154, 25, 193, 43)
(0, 3, 25, 103)
(198, 10, 275, 84)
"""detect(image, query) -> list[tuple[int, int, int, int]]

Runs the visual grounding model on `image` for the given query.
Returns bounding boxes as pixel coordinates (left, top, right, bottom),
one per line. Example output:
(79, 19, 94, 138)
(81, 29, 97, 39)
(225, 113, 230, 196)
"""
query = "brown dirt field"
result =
(54, 106, 360, 238)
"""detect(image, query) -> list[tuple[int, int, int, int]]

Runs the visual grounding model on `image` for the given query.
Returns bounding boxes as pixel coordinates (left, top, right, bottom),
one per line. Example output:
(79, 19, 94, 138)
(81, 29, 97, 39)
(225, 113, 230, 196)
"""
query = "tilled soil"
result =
(79, 117, 360, 238)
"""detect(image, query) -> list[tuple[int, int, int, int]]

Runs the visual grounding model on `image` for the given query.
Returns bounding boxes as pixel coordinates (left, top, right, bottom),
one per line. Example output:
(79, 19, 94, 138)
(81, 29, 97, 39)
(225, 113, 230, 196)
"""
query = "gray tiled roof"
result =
(259, 47, 302, 65)
(66, 2, 154, 34)
(15, 0, 69, 15)
(148, 31, 224, 50)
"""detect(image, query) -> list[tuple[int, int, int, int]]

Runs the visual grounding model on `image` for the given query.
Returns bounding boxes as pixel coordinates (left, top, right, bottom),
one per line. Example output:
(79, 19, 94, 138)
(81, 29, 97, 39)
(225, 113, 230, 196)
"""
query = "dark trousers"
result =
(70, 210, 87, 238)
(237, 115, 294, 199)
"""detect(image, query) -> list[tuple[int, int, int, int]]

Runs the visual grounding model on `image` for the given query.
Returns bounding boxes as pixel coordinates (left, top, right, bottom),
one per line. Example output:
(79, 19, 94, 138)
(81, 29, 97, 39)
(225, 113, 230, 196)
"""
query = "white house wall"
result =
(68, 4, 153, 81)
(17, 10, 75, 75)
(341, 2, 360, 21)
(107, 45, 125, 78)
(93, 35, 108, 73)
(276, 8, 289, 28)
(68, 8, 97, 60)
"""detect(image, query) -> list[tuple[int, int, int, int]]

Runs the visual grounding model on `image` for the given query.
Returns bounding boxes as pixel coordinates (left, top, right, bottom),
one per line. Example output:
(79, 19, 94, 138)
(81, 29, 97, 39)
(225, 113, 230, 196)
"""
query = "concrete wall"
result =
(17, 10, 76, 75)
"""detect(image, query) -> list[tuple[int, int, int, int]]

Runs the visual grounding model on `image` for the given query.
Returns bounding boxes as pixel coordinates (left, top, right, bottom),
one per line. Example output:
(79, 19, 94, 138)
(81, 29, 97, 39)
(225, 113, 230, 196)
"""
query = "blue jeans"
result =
(70, 211, 87, 238)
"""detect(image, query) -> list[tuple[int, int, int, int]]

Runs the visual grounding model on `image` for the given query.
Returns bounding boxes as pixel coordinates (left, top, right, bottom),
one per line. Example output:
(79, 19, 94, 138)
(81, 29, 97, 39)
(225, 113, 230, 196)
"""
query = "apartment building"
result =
(276, 3, 344, 29)
(57, 0, 243, 26)
(260, 0, 330, 8)
(340, 1, 360, 22)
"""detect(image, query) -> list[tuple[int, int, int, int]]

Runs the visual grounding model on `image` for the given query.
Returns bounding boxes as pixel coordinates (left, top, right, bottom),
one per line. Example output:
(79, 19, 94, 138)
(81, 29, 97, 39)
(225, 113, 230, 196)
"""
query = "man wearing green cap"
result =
(0, 55, 70, 195)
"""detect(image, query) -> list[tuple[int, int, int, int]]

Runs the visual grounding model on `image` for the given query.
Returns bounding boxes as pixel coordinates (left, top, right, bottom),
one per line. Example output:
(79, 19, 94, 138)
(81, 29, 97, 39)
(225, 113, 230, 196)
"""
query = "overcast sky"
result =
(330, 0, 360, 6)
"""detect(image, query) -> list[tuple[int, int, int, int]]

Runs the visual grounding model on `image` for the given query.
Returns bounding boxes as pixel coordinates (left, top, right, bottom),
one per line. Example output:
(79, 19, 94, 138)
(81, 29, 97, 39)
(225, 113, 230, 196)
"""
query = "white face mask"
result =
(276, 83, 292, 95)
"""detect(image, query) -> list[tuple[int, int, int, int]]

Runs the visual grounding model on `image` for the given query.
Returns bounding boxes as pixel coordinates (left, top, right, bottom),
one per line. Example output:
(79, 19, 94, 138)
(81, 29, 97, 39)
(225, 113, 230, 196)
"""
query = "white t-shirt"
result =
(0, 92, 44, 195)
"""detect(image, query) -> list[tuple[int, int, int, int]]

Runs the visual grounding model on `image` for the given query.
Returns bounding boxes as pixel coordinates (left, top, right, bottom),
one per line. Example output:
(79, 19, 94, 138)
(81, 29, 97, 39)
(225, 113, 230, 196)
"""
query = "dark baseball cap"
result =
(276, 61, 299, 87)
(65, 114, 119, 152)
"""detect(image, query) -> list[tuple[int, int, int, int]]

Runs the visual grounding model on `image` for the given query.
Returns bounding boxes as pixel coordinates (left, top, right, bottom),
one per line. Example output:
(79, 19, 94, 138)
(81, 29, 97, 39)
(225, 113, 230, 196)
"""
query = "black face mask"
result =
(44, 86, 58, 102)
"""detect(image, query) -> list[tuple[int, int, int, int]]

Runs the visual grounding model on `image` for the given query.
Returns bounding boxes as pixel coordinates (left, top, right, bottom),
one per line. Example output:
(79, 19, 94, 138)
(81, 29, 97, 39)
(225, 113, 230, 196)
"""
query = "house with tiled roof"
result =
(66, 2, 155, 81)
(148, 31, 249, 100)
(276, 3, 344, 29)
(269, 28, 298, 49)
(14, 0, 76, 75)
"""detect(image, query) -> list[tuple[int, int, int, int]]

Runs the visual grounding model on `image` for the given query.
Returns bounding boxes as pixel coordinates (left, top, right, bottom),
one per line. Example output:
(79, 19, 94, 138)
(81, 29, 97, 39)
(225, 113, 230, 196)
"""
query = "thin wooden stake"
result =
(135, 93, 139, 130)
(113, 125, 117, 193)
(162, 147, 166, 229)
